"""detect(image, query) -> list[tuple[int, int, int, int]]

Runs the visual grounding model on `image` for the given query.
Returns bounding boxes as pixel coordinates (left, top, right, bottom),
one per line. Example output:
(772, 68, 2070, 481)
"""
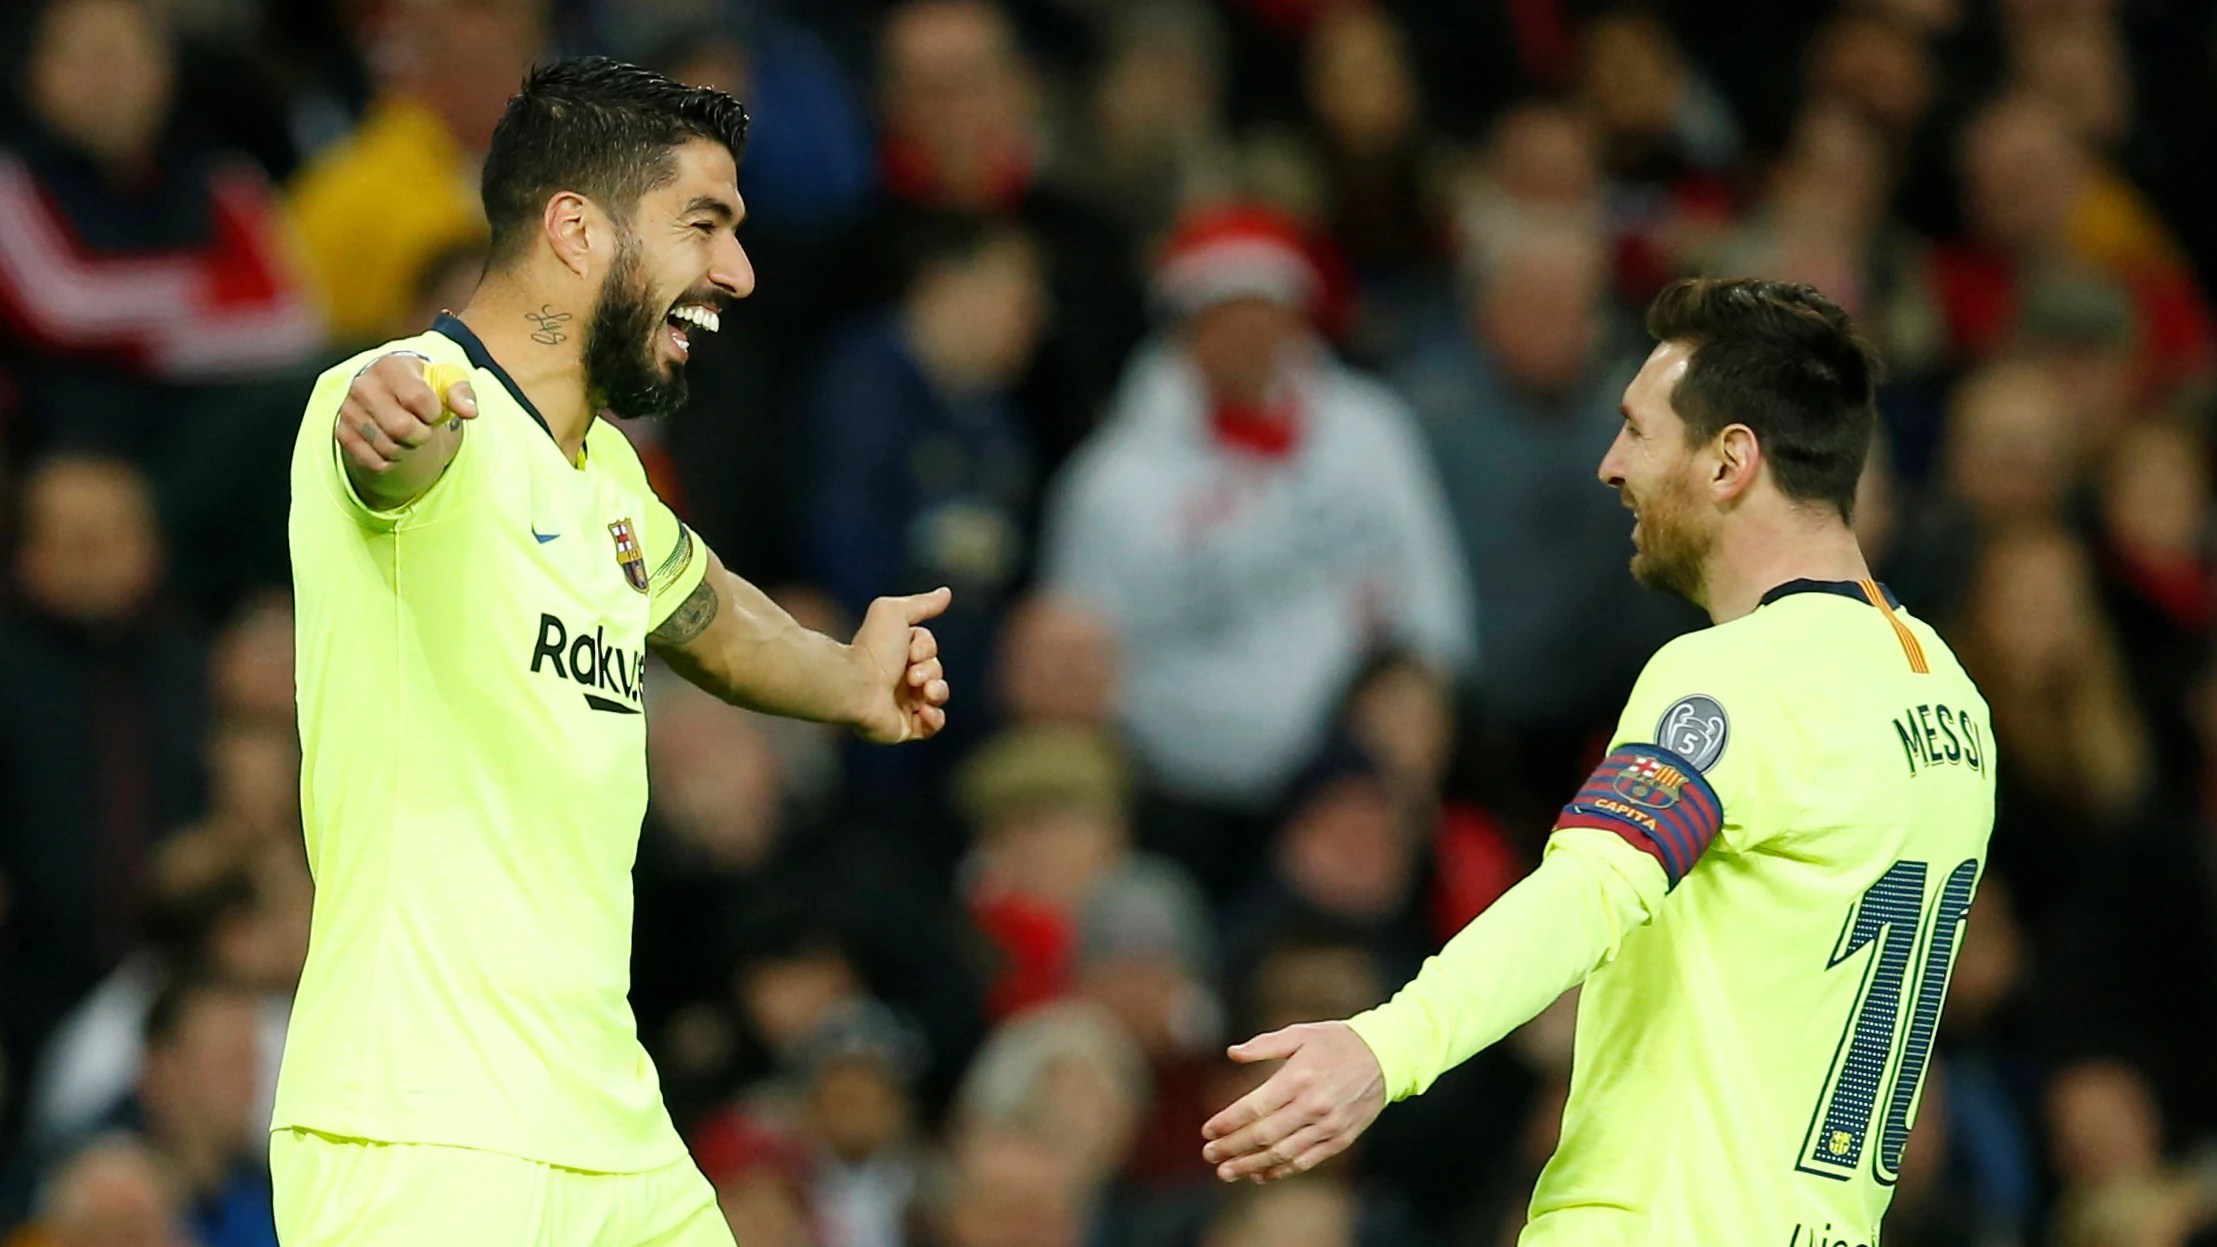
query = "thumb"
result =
(1227, 1027, 1304, 1065)
(900, 586, 952, 625)
(446, 379, 479, 420)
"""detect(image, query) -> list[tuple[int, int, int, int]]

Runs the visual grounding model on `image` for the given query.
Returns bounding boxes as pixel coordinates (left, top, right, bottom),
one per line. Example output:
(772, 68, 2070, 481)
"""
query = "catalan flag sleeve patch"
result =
(1555, 744, 1725, 889)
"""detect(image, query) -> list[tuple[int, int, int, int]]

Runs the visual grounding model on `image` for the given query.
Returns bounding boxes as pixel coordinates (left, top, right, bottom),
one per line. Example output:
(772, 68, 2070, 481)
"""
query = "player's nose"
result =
(1597, 433, 1629, 488)
(711, 235, 755, 300)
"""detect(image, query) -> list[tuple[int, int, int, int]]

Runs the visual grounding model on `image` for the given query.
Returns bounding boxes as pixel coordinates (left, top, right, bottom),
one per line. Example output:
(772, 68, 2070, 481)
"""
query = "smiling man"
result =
(1200, 279, 1997, 1247)
(275, 59, 952, 1247)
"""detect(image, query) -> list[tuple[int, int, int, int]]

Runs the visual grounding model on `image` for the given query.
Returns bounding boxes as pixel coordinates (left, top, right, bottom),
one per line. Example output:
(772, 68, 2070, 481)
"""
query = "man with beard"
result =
(277, 59, 951, 1246)
(1200, 279, 1998, 1247)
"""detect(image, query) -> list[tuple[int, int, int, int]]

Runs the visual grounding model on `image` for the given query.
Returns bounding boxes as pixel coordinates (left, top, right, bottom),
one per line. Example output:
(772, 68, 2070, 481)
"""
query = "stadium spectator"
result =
(1939, 91, 2214, 402)
(1335, 651, 1521, 938)
(803, 213, 1047, 748)
(1702, 102, 1947, 383)
(1890, 359, 2077, 620)
(1043, 203, 1472, 862)
(12, 1135, 189, 1247)
(1201, 1179, 1356, 1247)
(203, 593, 292, 729)
(991, 594, 1122, 730)
(2045, 1060, 2217, 1247)
(1070, 860, 1220, 1186)
(1573, 10, 1740, 299)
(1393, 220, 1689, 809)
(0, 0, 323, 454)
(126, 978, 275, 1247)
(1955, 525, 2153, 935)
(950, 1001, 1147, 1209)
(1072, 1, 1238, 247)
(1453, 101, 1605, 280)
(789, 1002, 927, 1247)
(0, 455, 205, 1095)
(285, 0, 546, 346)
(691, 1110, 816, 1247)
(1223, 741, 1428, 987)
(926, 1128, 1087, 1247)
(29, 860, 300, 1159)
(1802, 9, 1938, 158)
(1296, 3, 1457, 362)
(954, 724, 1185, 1021)
(851, 0, 1145, 467)
(2096, 419, 2212, 798)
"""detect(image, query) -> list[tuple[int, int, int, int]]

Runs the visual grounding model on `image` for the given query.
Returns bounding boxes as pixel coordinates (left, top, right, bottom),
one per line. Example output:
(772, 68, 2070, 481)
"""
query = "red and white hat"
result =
(1152, 203, 1322, 318)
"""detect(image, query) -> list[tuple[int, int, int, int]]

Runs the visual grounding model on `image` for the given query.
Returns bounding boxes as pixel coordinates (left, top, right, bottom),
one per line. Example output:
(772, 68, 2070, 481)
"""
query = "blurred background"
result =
(0, 0, 2215, 1243)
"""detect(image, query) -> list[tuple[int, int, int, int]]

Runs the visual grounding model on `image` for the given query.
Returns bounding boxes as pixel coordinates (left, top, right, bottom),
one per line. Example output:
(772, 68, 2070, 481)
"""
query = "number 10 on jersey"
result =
(1797, 857, 1982, 1183)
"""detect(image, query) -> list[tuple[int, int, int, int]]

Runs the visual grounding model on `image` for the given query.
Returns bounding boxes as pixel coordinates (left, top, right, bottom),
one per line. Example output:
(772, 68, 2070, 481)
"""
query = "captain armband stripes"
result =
(1555, 744, 1724, 888)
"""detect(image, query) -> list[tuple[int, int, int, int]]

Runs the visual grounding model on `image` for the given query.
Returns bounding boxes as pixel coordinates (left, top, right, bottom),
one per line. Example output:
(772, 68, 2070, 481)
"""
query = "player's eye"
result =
(691, 221, 716, 235)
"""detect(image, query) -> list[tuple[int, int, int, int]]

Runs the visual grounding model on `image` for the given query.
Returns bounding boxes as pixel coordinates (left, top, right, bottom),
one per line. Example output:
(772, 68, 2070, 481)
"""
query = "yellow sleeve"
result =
(1609, 633, 1777, 854)
(1347, 829, 1667, 1101)
(300, 343, 487, 533)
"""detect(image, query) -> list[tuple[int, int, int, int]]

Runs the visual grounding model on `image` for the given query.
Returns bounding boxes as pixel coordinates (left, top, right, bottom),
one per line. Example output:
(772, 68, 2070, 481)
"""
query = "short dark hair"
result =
(481, 57, 750, 265)
(1645, 278, 1880, 520)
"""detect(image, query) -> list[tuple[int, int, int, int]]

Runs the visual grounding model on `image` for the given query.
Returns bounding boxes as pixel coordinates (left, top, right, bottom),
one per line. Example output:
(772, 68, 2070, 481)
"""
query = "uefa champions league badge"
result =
(1656, 695, 1729, 772)
(608, 518, 650, 594)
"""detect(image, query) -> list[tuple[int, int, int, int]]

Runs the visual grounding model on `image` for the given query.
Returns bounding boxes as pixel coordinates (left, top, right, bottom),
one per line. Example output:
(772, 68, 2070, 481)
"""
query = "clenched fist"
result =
(335, 354, 477, 507)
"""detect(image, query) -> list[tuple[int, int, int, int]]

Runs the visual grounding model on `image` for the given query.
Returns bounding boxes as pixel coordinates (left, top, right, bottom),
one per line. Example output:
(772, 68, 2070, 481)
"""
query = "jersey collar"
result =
(1759, 578, 1903, 610)
(431, 312, 556, 442)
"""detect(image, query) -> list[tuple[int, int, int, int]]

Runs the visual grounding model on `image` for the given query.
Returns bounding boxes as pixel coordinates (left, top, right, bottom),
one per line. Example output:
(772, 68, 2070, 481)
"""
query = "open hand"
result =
(1200, 1021, 1388, 1183)
(336, 353, 477, 474)
(850, 587, 953, 743)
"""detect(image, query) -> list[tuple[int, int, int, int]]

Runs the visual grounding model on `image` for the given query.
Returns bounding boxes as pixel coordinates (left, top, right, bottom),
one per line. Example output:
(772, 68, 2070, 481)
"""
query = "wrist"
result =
(1343, 1010, 1406, 1102)
(837, 640, 878, 729)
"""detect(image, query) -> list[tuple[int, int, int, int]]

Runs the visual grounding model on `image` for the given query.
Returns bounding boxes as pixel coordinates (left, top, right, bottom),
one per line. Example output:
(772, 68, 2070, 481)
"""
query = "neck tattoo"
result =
(525, 306, 573, 346)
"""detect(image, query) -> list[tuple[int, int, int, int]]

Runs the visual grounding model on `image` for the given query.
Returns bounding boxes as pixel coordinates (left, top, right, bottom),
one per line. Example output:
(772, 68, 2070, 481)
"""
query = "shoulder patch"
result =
(1656, 694, 1730, 772)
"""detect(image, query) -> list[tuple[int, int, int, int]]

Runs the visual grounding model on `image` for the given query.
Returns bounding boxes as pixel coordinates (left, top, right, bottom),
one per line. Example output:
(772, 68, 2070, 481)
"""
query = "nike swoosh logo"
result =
(533, 530, 560, 544)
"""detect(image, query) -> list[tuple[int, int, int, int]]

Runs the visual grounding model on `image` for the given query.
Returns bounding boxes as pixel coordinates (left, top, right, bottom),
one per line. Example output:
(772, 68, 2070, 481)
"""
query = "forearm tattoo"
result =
(650, 577, 721, 648)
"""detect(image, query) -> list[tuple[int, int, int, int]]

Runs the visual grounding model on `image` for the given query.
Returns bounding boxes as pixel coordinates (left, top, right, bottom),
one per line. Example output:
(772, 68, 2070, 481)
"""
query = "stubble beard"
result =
(1627, 474, 1715, 604)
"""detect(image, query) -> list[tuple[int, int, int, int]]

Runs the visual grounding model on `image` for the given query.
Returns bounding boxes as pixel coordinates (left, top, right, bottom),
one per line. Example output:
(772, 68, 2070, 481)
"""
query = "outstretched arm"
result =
(1201, 828, 1667, 1182)
(649, 543, 952, 743)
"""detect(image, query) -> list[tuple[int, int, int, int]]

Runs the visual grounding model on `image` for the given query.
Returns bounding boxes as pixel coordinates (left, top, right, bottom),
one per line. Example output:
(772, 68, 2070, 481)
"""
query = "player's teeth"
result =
(702, 309, 719, 334)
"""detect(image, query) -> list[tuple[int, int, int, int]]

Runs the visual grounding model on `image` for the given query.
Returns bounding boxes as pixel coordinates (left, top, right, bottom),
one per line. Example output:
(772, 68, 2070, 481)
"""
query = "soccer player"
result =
(1200, 279, 1997, 1247)
(274, 60, 951, 1246)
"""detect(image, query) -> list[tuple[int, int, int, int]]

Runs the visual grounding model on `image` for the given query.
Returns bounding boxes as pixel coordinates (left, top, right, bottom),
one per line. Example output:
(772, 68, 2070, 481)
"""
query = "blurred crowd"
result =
(1, 0, 2215, 1244)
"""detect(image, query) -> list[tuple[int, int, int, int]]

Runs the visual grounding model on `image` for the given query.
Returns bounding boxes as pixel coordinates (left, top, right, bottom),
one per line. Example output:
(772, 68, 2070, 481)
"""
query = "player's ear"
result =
(544, 192, 595, 278)
(1712, 424, 1761, 501)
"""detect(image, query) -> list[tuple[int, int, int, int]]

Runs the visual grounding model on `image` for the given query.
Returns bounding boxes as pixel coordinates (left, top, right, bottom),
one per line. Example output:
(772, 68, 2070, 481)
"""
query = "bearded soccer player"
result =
(1201, 279, 1997, 1246)
(274, 60, 951, 1246)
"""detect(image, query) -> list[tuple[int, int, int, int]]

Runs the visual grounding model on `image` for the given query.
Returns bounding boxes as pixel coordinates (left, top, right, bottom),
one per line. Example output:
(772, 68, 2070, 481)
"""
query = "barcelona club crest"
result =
(608, 518, 649, 594)
(1612, 752, 1689, 810)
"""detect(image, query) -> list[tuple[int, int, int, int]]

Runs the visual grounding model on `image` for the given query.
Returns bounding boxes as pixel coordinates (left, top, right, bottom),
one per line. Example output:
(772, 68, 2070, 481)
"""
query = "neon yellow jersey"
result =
(1351, 582, 1996, 1247)
(276, 314, 707, 1172)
